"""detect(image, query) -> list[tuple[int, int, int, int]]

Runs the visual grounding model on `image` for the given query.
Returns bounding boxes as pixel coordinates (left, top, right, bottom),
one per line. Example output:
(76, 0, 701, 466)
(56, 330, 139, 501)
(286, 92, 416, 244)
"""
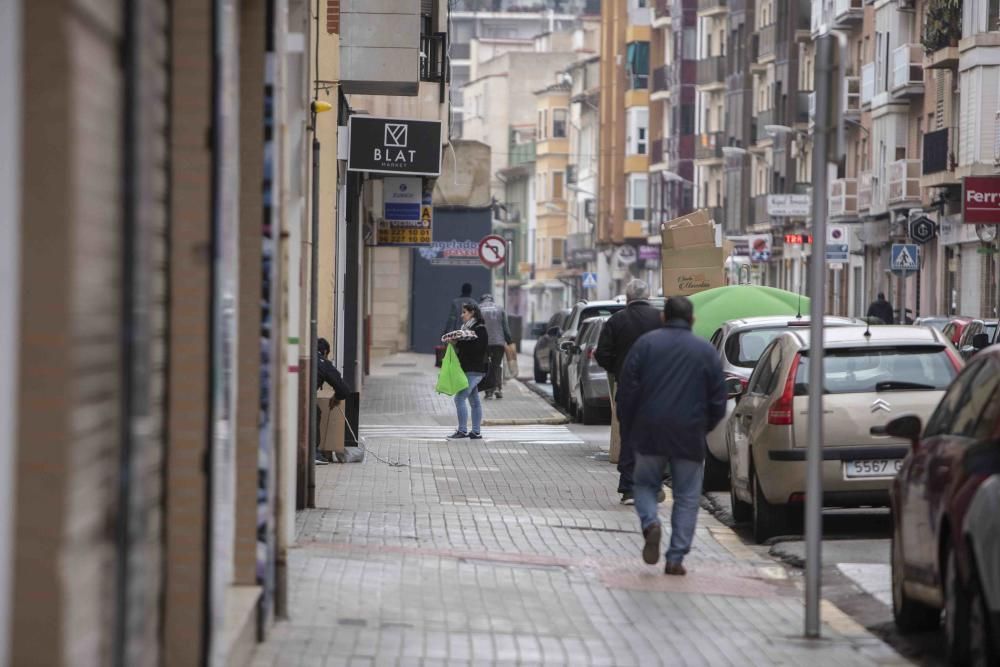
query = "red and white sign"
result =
(963, 176, 1000, 224)
(478, 234, 507, 267)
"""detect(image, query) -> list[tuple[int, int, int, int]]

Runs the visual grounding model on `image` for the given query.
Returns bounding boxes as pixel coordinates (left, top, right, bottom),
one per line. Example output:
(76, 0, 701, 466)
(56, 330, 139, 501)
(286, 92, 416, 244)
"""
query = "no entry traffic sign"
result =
(478, 235, 507, 268)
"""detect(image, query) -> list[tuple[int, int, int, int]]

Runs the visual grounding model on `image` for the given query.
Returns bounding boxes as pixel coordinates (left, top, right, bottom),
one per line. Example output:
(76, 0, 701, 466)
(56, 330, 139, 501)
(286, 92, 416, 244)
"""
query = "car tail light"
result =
(788, 492, 805, 504)
(768, 353, 801, 426)
(586, 347, 595, 360)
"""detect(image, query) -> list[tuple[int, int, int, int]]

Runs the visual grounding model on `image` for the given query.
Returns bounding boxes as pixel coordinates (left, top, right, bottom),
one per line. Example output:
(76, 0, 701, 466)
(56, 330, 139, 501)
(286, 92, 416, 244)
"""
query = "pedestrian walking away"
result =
(316, 338, 351, 464)
(616, 296, 727, 575)
(594, 279, 662, 505)
(443, 282, 478, 335)
(866, 291, 894, 324)
(478, 293, 513, 400)
(442, 303, 489, 439)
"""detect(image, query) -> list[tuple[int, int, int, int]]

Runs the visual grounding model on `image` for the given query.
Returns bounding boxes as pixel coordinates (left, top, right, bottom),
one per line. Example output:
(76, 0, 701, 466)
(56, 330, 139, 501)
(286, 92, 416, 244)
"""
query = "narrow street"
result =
(254, 352, 908, 666)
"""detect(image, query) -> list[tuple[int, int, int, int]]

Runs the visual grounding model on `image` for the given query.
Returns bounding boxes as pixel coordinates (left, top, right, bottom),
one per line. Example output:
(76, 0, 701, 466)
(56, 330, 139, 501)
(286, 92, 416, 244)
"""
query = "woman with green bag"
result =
(441, 303, 488, 439)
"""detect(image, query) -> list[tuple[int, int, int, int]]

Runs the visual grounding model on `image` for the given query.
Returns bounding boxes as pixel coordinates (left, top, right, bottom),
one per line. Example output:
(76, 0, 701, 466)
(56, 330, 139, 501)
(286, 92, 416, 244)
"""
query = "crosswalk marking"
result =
(360, 424, 583, 444)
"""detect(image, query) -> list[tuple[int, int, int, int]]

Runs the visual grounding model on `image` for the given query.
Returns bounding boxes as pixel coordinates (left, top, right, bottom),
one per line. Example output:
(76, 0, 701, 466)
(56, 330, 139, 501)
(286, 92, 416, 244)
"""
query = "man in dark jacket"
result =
(444, 283, 477, 334)
(616, 296, 726, 575)
(595, 279, 662, 503)
(479, 294, 513, 399)
(866, 292, 894, 324)
(316, 338, 351, 464)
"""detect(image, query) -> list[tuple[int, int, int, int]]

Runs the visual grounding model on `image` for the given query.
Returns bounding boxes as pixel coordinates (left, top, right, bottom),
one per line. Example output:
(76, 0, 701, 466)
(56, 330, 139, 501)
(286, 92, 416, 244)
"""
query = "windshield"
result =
(725, 327, 796, 368)
(794, 346, 957, 395)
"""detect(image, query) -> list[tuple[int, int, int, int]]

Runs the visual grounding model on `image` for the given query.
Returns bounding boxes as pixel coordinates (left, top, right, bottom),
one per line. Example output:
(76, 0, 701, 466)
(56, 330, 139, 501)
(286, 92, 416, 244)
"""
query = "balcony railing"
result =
(757, 108, 776, 135)
(829, 178, 858, 217)
(758, 23, 777, 59)
(653, 65, 670, 93)
(858, 171, 872, 212)
(696, 131, 725, 159)
(420, 32, 448, 82)
(795, 91, 811, 124)
(509, 140, 536, 168)
(654, 0, 672, 20)
(698, 0, 727, 12)
(833, 0, 863, 24)
(697, 56, 727, 85)
(922, 127, 958, 175)
(861, 62, 875, 106)
(651, 137, 666, 164)
(629, 73, 649, 90)
(888, 159, 921, 205)
(891, 44, 924, 93)
(842, 76, 861, 116)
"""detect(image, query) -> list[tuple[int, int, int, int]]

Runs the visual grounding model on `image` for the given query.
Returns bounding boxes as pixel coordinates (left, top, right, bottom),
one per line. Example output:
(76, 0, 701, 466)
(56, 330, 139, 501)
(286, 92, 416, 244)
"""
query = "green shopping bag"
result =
(435, 344, 469, 396)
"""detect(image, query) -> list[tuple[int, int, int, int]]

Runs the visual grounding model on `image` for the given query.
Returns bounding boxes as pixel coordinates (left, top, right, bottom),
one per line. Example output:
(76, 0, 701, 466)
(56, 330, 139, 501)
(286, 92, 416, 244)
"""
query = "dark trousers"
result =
(618, 429, 635, 494)
(486, 345, 505, 393)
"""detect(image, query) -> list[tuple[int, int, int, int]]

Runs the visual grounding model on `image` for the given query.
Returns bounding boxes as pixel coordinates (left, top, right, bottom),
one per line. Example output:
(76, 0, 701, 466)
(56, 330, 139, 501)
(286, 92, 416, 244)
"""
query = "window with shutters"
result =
(327, 0, 340, 33)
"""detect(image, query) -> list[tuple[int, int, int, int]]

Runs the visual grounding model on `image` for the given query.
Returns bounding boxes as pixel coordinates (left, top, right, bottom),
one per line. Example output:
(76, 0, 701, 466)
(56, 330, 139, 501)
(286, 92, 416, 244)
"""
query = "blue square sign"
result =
(891, 243, 919, 272)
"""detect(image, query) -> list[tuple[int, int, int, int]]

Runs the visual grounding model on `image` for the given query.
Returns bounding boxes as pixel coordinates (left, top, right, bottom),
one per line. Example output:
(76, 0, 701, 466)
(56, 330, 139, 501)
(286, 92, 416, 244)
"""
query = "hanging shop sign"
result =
(963, 175, 1000, 224)
(767, 194, 811, 217)
(347, 115, 442, 176)
(379, 177, 433, 245)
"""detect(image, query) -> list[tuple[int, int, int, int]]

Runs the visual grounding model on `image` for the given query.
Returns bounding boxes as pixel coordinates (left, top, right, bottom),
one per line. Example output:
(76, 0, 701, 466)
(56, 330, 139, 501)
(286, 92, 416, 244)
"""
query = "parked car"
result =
(532, 309, 570, 383)
(702, 316, 863, 490)
(562, 316, 612, 424)
(551, 299, 627, 409)
(727, 325, 962, 542)
(886, 345, 1000, 664)
(957, 319, 998, 359)
(913, 316, 951, 331)
(942, 316, 974, 347)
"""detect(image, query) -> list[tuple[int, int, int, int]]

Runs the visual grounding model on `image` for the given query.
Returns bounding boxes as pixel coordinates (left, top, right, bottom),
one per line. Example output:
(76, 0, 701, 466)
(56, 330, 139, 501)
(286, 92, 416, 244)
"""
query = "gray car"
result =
(532, 308, 571, 383)
(702, 315, 863, 490)
(562, 316, 612, 424)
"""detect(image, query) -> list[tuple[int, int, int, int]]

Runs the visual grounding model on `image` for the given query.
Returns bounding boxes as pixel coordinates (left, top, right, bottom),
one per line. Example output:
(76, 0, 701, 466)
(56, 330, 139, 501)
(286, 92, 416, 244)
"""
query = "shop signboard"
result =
(348, 115, 442, 176)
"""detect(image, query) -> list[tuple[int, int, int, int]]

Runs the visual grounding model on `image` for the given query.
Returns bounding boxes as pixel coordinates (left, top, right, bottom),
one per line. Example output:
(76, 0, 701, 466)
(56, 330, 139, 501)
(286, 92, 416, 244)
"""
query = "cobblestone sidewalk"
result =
(252, 354, 909, 667)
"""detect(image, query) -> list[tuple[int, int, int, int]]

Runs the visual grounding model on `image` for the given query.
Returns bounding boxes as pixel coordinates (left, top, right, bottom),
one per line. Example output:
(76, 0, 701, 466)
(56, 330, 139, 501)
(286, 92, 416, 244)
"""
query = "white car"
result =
(702, 315, 861, 490)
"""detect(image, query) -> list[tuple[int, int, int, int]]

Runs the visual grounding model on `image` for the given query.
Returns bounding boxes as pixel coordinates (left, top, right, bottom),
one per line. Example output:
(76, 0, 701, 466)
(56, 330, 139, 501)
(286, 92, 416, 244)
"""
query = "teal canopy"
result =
(687, 285, 811, 339)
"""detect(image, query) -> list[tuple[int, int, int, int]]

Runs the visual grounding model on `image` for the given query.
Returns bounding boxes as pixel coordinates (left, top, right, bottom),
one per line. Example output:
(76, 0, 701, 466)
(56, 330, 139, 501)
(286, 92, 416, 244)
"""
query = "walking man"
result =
(478, 294, 513, 399)
(594, 279, 662, 504)
(444, 283, 477, 334)
(866, 292, 894, 324)
(616, 297, 726, 575)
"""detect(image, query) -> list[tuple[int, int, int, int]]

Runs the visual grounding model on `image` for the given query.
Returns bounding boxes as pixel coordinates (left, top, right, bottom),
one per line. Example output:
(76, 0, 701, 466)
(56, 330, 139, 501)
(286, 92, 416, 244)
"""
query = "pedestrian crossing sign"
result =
(582, 272, 598, 289)
(891, 243, 918, 272)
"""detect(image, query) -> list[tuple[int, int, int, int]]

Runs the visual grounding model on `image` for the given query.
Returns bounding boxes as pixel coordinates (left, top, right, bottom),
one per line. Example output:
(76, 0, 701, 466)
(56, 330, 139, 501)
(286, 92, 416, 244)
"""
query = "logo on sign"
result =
(871, 398, 892, 413)
(384, 123, 408, 148)
(909, 216, 936, 244)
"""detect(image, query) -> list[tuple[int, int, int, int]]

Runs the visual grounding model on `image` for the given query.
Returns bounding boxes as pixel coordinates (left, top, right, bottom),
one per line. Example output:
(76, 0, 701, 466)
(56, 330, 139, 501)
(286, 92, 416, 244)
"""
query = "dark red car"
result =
(887, 345, 1000, 664)
(942, 316, 974, 347)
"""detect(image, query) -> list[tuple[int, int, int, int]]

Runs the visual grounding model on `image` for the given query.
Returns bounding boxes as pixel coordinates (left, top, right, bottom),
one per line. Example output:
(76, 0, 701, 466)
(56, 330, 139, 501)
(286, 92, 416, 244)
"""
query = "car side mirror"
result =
(559, 340, 577, 354)
(972, 333, 989, 350)
(882, 414, 923, 449)
(547, 326, 561, 337)
(725, 377, 746, 402)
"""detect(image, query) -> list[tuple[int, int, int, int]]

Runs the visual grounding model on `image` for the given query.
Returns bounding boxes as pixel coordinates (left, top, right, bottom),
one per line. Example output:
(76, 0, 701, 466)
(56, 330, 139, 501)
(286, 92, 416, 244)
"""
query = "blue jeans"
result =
(634, 453, 704, 564)
(454, 372, 484, 434)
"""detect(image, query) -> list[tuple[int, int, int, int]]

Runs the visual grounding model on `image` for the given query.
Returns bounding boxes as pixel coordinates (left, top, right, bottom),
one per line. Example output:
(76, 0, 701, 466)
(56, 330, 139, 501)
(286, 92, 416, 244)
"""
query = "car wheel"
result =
(891, 523, 940, 632)
(533, 356, 547, 383)
(967, 558, 997, 667)
(751, 469, 788, 544)
(945, 545, 971, 664)
(730, 482, 752, 523)
(703, 452, 729, 492)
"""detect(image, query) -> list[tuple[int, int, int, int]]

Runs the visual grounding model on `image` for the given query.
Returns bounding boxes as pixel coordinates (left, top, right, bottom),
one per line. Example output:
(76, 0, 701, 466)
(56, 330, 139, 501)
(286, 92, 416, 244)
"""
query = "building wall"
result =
(599, 0, 627, 244)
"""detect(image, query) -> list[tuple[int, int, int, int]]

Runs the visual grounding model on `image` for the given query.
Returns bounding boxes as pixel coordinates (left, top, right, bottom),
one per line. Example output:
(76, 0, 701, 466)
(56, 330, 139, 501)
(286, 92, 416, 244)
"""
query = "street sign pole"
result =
(503, 240, 510, 310)
(805, 32, 834, 640)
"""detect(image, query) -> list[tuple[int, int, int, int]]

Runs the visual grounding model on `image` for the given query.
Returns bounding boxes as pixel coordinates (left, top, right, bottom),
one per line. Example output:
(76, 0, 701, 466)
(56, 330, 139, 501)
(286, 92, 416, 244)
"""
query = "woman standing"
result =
(444, 303, 488, 439)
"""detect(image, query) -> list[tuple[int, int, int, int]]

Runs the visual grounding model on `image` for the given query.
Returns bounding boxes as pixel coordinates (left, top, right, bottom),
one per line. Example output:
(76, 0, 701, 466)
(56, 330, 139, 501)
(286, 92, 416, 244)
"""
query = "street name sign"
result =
(347, 115, 442, 176)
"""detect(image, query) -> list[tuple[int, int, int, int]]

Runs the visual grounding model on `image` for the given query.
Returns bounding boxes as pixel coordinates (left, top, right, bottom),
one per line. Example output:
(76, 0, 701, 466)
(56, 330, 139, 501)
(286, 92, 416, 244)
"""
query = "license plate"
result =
(843, 459, 903, 479)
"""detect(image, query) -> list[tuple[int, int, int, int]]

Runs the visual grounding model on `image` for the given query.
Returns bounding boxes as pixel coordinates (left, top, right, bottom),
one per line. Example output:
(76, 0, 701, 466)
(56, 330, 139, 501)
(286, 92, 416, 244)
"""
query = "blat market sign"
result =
(348, 115, 442, 177)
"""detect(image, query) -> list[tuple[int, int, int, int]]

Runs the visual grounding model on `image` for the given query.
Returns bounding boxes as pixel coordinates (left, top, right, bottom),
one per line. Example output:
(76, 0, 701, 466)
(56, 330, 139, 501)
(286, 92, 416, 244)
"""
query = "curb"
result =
(482, 416, 570, 426)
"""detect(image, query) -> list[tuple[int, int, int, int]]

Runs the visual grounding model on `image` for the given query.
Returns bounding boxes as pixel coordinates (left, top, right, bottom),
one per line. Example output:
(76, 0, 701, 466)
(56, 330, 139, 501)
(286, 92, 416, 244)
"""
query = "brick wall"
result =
(164, 0, 214, 663)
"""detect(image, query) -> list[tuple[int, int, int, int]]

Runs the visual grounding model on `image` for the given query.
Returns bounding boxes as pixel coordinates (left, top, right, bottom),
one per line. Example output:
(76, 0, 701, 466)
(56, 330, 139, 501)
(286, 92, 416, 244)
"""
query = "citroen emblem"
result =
(871, 398, 892, 413)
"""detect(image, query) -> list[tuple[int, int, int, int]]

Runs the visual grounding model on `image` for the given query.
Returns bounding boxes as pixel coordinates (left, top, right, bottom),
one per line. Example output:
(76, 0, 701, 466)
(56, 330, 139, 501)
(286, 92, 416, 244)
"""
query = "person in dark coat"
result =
(595, 279, 663, 504)
(616, 296, 727, 575)
(446, 303, 489, 440)
(444, 282, 478, 334)
(867, 292, 895, 324)
(479, 294, 513, 399)
(316, 338, 351, 464)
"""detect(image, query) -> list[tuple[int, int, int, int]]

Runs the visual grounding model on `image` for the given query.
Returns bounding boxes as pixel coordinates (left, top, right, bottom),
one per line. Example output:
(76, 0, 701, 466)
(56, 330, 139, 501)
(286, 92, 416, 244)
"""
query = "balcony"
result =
(832, 0, 863, 26)
(697, 56, 727, 87)
(756, 109, 776, 137)
(654, 0, 672, 21)
(651, 137, 667, 165)
(829, 178, 858, 218)
(696, 131, 725, 160)
(891, 44, 924, 97)
(861, 62, 875, 106)
(795, 91, 811, 125)
(508, 140, 536, 168)
(698, 0, 728, 15)
(887, 159, 921, 206)
(653, 65, 671, 94)
(922, 0, 962, 59)
(842, 76, 861, 119)
(858, 171, 872, 212)
(921, 127, 961, 187)
(808, 91, 815, 127)
(758, 23, 777, 60)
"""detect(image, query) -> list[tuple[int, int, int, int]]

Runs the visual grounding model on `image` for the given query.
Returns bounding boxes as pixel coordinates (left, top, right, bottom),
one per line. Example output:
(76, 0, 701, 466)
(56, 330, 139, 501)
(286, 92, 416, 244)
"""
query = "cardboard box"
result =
(661, 209, 715, 249)
(662, 267, 727, 296)
(317, 389, 346, 456)
(661, 245, 725, 270)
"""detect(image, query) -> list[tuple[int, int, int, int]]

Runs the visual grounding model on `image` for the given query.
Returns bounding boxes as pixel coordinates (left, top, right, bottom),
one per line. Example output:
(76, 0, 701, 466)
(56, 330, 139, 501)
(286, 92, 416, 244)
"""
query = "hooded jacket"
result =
(479, 296, 513, 347)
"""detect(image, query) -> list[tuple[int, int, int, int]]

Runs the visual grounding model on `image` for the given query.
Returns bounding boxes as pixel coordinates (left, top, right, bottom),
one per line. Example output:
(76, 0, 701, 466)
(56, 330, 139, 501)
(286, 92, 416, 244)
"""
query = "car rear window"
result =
(793, 346, 957, 395)
(987, 323, 997, 340)
(725, 327, 795, 368)
(580, 306, 623, 323)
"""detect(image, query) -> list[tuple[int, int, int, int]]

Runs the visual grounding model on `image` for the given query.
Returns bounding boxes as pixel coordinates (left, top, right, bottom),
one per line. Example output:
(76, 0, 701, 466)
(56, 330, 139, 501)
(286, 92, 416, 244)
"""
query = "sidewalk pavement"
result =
(252, 353, 909, 667)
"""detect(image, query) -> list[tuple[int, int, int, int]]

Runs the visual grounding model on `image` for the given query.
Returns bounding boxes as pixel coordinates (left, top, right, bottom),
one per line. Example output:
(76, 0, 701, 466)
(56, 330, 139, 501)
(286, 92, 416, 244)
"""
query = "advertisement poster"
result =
(748, 234, 772, 263)
(379, 177, 432, 245)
